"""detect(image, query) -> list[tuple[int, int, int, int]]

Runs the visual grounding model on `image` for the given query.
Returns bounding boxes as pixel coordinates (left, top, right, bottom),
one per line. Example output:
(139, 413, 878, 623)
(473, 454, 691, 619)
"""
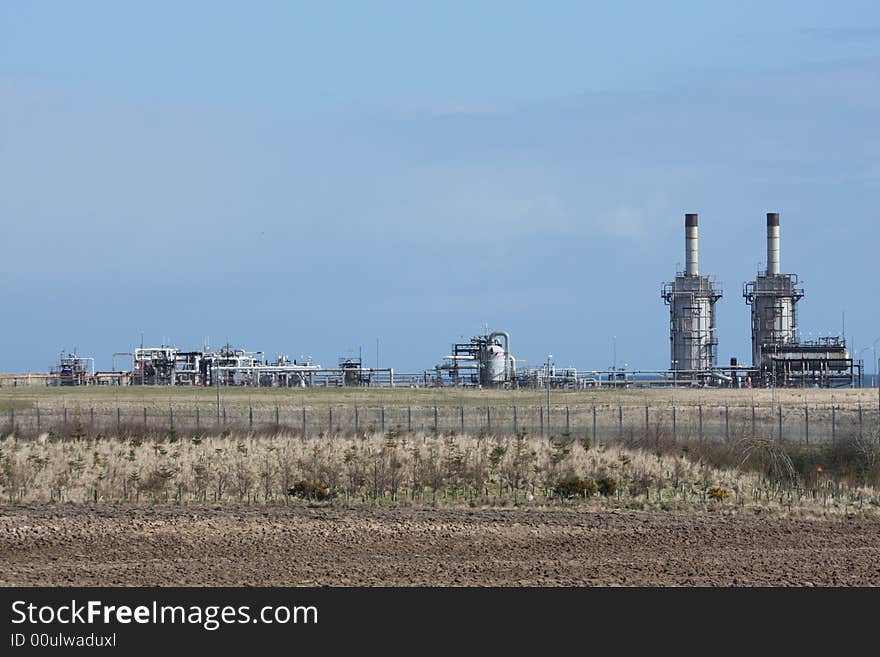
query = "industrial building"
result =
(49, 352, 95, 386)
(743, 213, 857, 387)
(126, 344, 322, 387)
(115, 343, 400, 388)
(13, 209, 865, 391)
(661, 214, 723, 382)
(434, 331, 516, 387)
(743, 213, 804, 370)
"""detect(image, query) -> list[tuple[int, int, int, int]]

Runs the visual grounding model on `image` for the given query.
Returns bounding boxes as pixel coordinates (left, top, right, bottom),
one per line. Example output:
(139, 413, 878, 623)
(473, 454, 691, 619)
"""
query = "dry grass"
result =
(1, 384, 878, 413)
(1, 431, 876, 518)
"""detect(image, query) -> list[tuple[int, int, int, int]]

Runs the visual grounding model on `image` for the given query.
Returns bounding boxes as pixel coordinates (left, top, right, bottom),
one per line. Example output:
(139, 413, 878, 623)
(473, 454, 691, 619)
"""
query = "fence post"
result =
(459, 405, 464, 434)
(143, 407, 147, 429)
(725, 404, 730, 441)
(486, 404, 491, 432)
(37, 403, 41, 434)
(513, 405, 518, 434)
(618, 404, 623, 438)
(116, 406, 121, 435)
(275, 406, 280, 431)
(64, 407, 68, 428)
(302, 407, 307, 436)
(249, 405, 253, 432)
(698, 404, 703, 443)
(804, 404, 809, 445)
(777, 405, 783, 442)
(407, 406, 412, 432)
(329, 406, 333, 434)
(672, 406, 677, 443)
(195, 407, 199, 431)
(592, 405, 597, 443)
(565, 405, 570, 435)
(645, 405, 649, 435)
(434, 405, 438, 433)
(90, 407, 94, 428)
(169, 405, 174, 432)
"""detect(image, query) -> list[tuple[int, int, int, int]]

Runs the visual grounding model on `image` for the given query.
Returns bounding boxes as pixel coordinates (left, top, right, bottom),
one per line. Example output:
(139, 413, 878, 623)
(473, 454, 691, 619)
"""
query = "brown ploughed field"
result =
(2, 505, 878, 586)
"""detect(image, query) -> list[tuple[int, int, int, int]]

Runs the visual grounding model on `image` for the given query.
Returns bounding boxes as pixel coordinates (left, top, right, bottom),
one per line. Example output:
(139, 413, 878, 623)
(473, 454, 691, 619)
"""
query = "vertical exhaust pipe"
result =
(766, 212, 780, 275)
(685, 213, 699, 276)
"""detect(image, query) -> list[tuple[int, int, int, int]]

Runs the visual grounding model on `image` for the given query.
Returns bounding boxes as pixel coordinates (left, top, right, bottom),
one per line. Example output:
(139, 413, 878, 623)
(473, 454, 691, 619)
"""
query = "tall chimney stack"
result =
(685, 213, 699, 276)
(766, 212, 780, 275)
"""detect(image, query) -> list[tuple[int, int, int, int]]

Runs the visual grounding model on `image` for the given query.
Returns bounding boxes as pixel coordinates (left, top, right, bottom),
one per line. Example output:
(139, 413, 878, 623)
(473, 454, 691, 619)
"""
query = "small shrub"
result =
(597, 476, 617, 497)
(707, 486, 731, 502)
(288, 479, 334, 501)
(553, 476, 597, 499)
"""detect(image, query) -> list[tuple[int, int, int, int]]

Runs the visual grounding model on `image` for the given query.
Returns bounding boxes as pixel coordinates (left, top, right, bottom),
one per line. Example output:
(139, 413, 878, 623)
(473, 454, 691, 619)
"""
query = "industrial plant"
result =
(743, 213, 855, 387)
(434, 331, 515, 387)
(3, 211, 864, 390)
(661, 213, 723, 383)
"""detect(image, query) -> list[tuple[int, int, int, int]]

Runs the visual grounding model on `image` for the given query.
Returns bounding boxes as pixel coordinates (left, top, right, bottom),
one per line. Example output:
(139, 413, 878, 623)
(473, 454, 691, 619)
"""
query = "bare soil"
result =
(2, 505, 879, 586)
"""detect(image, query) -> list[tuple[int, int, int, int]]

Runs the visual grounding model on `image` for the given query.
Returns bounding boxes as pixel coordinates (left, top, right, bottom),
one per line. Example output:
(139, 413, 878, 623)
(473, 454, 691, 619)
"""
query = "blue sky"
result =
(1, 2, 879, 373)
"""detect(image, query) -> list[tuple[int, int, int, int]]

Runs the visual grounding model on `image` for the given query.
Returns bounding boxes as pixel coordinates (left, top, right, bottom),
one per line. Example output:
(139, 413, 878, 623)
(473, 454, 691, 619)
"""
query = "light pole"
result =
(215, 360, 221, 426)
(671, 359, 679, 405)
(546, 354, 553, 434)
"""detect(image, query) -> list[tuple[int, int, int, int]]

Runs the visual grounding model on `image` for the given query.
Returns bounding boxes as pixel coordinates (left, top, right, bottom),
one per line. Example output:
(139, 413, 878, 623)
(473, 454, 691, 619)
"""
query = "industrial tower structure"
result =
(662, 213, 722, 380)
(743, 212, 804, 371)
(743, 212, 855, 386)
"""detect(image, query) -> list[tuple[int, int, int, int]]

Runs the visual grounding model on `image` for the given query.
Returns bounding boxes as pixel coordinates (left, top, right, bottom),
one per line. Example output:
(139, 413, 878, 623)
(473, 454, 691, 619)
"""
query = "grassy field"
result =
(1, 383, 878, 411)
(2, 385, 878, 507)
(2, 385, 877, 448)
(3, 387, 879, 587)
(1, 430, 877, 516)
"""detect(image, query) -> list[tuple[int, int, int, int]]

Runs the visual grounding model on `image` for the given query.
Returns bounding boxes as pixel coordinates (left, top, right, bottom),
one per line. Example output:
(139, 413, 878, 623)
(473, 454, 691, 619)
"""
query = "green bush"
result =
(553, 476, 597, 499)
(597, 476, 618, 497)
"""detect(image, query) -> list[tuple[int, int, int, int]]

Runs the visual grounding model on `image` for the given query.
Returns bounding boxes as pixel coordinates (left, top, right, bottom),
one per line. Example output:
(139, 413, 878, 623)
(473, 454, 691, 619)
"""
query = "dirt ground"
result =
(2, 505, 879, 586)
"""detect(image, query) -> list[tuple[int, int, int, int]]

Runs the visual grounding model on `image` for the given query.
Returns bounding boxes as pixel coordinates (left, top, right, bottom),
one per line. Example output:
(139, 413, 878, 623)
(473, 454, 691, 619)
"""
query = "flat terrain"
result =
(2, 505, 878, 586)
(1, 384, 877, 411)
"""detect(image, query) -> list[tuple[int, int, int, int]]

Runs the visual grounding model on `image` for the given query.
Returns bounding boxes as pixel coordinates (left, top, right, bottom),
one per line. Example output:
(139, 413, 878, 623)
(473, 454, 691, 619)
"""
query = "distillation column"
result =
(743, 212, 804, 373)
(662, 214, 723, 379)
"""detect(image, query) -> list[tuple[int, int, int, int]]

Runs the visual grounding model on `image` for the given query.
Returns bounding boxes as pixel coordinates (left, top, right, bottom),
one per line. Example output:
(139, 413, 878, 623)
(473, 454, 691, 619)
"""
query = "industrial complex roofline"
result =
(8, 210, 863, 390)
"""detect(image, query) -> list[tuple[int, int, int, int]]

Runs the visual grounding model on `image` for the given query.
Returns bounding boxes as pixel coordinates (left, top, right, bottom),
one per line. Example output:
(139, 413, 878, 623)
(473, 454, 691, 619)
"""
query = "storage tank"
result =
(482, 342, 507, 385)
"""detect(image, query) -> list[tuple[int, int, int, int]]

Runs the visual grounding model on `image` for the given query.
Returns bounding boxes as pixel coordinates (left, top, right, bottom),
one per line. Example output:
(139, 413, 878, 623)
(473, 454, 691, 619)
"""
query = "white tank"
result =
(483, 343, 506, 385)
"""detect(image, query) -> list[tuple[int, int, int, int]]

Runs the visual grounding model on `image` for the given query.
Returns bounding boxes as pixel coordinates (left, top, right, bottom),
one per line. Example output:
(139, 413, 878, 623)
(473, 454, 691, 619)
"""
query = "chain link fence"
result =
(2, 401, 878, 444)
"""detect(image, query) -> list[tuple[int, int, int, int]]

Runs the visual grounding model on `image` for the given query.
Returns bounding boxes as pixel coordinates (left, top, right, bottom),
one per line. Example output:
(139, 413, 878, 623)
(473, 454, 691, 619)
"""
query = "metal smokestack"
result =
(685, 213, 699, 276)
(767, 212, 780, 275)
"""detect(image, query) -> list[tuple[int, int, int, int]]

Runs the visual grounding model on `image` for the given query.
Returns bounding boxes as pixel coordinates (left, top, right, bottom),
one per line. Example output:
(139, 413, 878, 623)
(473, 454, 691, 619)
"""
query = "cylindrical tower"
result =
(744, 212, 804, 375)
(766, 212, 780, 276)
(662, 213, 723, 379)
(685, 213, 699, 276)
(481, 342, 506, 385)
